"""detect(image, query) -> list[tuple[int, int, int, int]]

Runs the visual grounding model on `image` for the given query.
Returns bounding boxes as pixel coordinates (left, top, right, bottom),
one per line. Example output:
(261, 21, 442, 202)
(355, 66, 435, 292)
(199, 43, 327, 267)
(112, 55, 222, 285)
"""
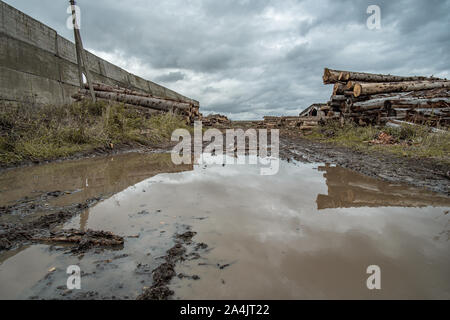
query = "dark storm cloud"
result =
(4, 0, 450, 119)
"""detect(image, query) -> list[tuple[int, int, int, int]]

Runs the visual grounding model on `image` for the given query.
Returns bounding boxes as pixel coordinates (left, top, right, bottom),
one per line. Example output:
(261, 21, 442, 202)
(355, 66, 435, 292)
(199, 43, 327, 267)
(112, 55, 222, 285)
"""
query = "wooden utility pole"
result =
(69, 0, 96, 102)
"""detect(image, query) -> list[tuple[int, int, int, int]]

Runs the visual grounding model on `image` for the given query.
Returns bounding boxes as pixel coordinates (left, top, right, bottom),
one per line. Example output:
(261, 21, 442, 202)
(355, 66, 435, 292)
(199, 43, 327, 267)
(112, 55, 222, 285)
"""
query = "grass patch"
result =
(306, 120, 450, 163)
(0, 101, 190, 165)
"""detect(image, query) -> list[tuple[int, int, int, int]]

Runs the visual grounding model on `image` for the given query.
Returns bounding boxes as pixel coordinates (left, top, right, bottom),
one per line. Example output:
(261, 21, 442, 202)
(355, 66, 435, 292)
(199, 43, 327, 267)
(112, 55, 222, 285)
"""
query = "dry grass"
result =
(0, 100, 190, 165)
(306, 120, 450, 163)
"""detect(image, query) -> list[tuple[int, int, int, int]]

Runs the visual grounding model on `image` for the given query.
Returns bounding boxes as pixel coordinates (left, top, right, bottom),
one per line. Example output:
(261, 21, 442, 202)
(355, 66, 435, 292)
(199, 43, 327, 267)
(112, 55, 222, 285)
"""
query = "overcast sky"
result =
(5, 0, 450, 119)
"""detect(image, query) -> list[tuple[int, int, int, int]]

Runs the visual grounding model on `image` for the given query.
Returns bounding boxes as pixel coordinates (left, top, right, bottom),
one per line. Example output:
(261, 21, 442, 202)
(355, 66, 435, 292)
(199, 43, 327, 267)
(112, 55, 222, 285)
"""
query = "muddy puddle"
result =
(0, 152, 449, 299)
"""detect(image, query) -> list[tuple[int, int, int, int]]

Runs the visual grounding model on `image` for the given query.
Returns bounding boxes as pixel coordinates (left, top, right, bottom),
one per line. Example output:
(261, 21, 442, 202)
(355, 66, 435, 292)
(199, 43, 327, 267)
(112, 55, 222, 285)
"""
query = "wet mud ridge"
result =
(34, 229, 124, 254)
(0, 190, 113, 252)
(279, 135, 450, 195)
(137, 229, 207, 300)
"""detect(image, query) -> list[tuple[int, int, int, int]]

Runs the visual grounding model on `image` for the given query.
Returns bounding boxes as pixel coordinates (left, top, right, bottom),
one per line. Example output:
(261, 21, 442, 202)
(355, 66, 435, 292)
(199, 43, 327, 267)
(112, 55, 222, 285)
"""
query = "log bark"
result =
(344, 81, 369, 91)
(332, 83, 346, 95)
(339, 71, 442, 83)
(323, 68, 345, 84)
(84, 83, 188, 104)
(386, 97, 450, 106)
(353, 80, 450, 97)
(330, 95, 346, 101)
(351, 98, 388, 111)
(78, 89, 191, 112)
(345, 92, 418, 108)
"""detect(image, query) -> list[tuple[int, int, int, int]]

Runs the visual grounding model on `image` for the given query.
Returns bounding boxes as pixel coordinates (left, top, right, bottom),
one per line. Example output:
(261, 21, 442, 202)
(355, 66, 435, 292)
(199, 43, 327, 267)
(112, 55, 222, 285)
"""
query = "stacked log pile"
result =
(321, 68, 450, 127)
(72, 83, 201, 124)
(263, 115, 322, 131)
(202, 114, 231, 127)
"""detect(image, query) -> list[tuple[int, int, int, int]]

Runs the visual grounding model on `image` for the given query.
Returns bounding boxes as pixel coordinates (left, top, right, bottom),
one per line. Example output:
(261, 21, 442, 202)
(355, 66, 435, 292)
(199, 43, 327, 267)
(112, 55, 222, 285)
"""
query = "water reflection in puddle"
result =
(0, 152, 449, 299)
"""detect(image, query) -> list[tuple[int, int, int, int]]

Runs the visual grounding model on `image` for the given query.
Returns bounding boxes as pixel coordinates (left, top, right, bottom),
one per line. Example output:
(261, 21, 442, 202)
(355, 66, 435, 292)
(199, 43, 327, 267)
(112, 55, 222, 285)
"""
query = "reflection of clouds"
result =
(64, 156, 450, 299)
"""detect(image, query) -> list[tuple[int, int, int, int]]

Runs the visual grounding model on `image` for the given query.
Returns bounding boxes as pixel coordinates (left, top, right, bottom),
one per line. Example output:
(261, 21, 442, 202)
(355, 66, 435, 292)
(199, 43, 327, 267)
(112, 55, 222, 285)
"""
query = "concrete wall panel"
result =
(0, 1, 4, 34)
(0, 66, 34, 103)
(0, 34, 60, 81)
(29, 75, 64, 105)
(1, 2, 57, 54)
(0, 0, 198, 107)
(57, 35, 77, 64)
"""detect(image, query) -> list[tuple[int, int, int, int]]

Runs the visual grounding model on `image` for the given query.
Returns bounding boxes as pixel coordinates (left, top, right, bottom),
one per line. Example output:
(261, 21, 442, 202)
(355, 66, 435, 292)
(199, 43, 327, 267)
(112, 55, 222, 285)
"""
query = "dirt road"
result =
(279, 134, 449, 195)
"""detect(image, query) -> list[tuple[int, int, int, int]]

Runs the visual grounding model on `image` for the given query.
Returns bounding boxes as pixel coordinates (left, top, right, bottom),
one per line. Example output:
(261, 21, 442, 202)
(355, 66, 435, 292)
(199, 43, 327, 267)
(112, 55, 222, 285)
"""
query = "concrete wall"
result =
(0, 1, 199, 106)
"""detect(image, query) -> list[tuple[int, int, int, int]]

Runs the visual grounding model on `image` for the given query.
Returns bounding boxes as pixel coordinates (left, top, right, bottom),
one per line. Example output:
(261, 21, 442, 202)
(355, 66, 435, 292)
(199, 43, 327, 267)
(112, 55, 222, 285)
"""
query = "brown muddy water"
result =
(0, 152, 449, 299)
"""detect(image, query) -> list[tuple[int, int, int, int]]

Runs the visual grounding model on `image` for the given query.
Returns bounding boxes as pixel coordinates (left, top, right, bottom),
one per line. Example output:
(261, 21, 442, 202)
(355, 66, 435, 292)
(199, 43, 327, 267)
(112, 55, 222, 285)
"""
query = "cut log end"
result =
(323, 68, 331, 84)
(353, 83, 362, 97)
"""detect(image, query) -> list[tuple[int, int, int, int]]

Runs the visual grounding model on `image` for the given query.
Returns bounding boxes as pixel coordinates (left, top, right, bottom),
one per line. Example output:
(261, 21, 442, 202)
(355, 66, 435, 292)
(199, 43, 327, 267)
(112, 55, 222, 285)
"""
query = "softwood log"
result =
(72, 94, 163, 114)
(386, 97, 450, 107)
(345, 92, 415, 108)
(353, 80, 450, 97)
(351, 98, 387, 111)
(338, 71, 441, 83)
(344, 81, 369, 91)
(83, 83, 198, 106)
(330, 95, 346, 101)
(78, 89, 192, 112)
(323, 68, 345, 84)
(332, 83, 346, 95)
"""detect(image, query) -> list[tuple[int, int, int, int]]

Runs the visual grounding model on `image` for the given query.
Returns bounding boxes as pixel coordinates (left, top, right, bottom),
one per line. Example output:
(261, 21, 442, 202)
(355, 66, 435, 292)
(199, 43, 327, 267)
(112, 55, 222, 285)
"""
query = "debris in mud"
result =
(137, 285, 174, 300)
(166, 243, 187, 262)
(113, 253, 129, 260)
(195, 242, 208, 250)
(0, 196, 104, 252)
(187, 252, 201, 260)
(177, 273, 200, 280)
(218, 263, 231, 270)
(137, 261, 176, 300)
(192, 216, 209, 220)
(33, 229, 124, 253)
(0, 190, 76, 216)
(369, 132, 397, 145)
(175, 231, 197, 244)
(136, 228, 204, 300)
(152, 262, 177, 284)
(136, 263, 154, 275)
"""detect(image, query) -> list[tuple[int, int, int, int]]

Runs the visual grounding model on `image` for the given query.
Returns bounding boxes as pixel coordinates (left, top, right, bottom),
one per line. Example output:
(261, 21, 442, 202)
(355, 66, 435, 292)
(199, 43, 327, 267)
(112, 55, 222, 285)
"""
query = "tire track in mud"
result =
(137, 229, 208, 300)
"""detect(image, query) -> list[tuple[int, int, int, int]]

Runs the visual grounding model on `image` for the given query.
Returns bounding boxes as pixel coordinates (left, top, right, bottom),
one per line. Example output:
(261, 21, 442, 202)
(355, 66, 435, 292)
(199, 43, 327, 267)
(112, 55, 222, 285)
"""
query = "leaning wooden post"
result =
(69, 0, 96, 102)
(70, 2, 83, 88)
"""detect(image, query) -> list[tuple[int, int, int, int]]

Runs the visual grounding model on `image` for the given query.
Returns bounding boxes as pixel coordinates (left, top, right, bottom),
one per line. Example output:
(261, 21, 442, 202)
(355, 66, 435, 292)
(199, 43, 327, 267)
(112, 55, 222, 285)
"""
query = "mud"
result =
(34, 229, 124, 254)
(279, 134, 450, 195)
(0, 196, 103, 251)
(137, 230, 199, 300)
(0, 151, 449, 299)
